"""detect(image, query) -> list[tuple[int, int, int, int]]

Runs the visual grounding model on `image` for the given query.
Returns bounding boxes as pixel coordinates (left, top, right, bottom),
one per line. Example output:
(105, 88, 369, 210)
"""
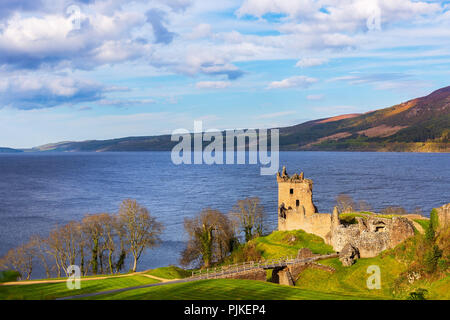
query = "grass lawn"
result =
(83, 279, 383, 300)
(0, 275, 159, 300)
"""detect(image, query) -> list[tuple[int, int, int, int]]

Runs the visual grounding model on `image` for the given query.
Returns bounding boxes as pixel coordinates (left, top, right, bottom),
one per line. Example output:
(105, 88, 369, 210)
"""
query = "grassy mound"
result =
(145, 266, 191, 280)
(228, 230, 334, 263)
(84, 279, 382, 300)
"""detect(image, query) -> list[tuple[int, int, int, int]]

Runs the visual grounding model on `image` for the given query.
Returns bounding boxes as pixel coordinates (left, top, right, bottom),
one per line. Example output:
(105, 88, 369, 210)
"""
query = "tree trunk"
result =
(108, 251, 114, 274)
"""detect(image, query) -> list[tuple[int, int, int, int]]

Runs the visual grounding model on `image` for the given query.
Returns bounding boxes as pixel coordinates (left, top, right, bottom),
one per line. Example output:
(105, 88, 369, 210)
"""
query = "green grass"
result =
(413, 219, 430, 232)
(0, 275, 159, 300)
(145, 266, 191, 280)
(250, 230, 334, 259)
(83, 279, 383, 300)
(295, 256, 406, 299)
(339, 212, 367, 224)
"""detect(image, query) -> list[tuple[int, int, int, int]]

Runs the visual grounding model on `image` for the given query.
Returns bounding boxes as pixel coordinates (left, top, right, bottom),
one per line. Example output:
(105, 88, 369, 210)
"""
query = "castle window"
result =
(296, 200, 300, 207)
(290, 188, 293, 194)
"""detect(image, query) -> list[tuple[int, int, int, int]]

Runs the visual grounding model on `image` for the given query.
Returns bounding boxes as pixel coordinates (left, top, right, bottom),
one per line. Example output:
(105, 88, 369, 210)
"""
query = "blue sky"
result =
(0, 0, 450, 148)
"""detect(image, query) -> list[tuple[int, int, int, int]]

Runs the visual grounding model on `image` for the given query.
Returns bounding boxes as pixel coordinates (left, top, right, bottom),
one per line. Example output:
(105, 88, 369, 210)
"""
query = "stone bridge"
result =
(189, 253, 338, 286)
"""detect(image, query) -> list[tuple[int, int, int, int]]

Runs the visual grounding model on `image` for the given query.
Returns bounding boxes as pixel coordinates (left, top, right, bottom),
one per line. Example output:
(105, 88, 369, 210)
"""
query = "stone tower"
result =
(277, 166, 318, 231)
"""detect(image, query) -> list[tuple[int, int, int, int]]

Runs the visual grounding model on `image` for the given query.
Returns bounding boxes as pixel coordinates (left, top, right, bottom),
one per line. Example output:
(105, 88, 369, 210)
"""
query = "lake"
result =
(0, 151, 448, 278)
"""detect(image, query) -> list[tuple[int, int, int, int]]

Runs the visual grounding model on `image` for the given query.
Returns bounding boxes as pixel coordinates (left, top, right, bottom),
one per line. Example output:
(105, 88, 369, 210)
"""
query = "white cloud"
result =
(307, 94, 324, 100)
(296, 57, 328, 68)
(98, 99, 156, 107)
(268, 76, 318, 89)
(196, 81, 231, 89)
(186, 23, 212, 40)
(236, 0, 317, 19)
(256, 111, 296, 119)
(0, 74, 110, 109)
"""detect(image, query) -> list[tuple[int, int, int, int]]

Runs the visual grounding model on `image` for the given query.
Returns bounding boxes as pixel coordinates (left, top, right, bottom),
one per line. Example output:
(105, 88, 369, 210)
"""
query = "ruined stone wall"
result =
(278, 210, 332, 243)
(330, 216, 415, 258)
(436, 203, 450, 230)
(271, 267, 294, 286)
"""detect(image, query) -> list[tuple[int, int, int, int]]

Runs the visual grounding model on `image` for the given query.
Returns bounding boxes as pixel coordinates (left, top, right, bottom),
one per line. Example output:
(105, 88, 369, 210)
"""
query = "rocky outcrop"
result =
(339, 243, 359, 267)
(331, 213, 415, 258)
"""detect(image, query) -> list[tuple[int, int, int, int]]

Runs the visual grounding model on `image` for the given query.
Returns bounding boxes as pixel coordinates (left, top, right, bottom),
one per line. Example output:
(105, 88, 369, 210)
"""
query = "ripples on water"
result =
(0, 151, 448, 277)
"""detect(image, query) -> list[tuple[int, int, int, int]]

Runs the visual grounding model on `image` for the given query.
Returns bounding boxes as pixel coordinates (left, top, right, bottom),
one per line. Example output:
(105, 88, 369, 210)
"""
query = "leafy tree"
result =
(82, 214, 106, 275)
(181, 208, 235, 268)
(230, 197, 266, 243)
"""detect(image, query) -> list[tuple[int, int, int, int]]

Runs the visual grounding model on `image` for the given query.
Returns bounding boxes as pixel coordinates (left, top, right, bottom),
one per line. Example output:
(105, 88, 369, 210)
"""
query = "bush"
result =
(423, 245, 443, 274)
(407, 288, 428, 300)
(0, 270, 20, 283)
(227, 243, 262, 264)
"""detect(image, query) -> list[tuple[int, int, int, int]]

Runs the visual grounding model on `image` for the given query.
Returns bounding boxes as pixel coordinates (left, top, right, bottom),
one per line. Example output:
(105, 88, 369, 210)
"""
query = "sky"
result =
(0, 0, 450, 148)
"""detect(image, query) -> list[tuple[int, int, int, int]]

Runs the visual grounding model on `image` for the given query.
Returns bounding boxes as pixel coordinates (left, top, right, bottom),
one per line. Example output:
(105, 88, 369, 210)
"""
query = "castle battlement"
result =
(276, 166, 312, 184)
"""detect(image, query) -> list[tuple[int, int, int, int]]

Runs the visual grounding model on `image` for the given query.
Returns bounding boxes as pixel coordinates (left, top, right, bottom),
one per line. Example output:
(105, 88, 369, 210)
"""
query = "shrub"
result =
(407, 288, 428, 300)
(0, 270, 20, 283)
(227, 243, 262, 264)
(423, 245, 443, 274)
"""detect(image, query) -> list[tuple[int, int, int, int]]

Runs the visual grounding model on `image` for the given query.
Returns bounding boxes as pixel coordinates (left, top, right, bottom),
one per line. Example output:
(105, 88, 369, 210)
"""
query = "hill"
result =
(30, 86, 450, 152)
(279, 86, 450, 152)
(0, 147, 23, 153)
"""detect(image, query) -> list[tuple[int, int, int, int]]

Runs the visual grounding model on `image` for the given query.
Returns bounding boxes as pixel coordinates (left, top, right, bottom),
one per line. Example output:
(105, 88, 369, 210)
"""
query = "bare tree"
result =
(380, 206, 408, 215)
(357, 200, 372, 212)
(1, 243, 34, 280)
(335, 194, 355, 214)
(230, 197, 266, 242)
(29, 235, 51, 278)
(58, 221, 83, 276)
(46, 226, 64, 278)
(118, 199, 163, 272)
(181, 208, 235, 268)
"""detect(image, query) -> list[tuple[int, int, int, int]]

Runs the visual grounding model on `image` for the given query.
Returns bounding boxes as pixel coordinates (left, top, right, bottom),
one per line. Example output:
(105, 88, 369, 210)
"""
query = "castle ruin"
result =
(277, 166, 416, 261)
(277, 166, 333, 243)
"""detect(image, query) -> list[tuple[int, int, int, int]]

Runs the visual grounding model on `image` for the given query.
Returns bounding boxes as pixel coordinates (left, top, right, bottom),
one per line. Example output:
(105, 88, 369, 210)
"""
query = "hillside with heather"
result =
(279, 86, 450, 152)
(28, 86, 450, 153)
